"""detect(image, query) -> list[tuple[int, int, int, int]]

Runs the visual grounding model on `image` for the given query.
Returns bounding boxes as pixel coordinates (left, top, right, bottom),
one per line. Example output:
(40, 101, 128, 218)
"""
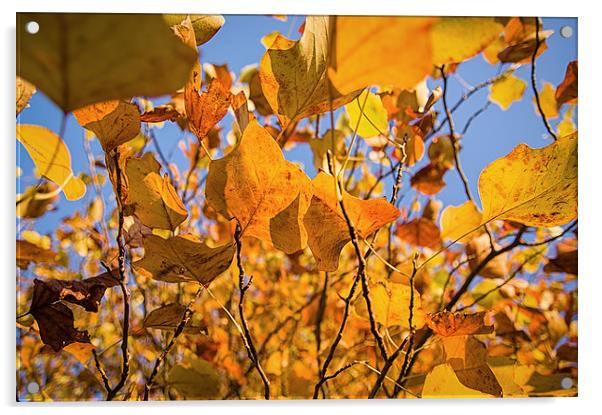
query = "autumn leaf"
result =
(466, 233, 509, 279)
(73, 100, 141, 152)
(396, 218, 442, 250)
(328, 16, 437, 94)
(163, 14, 224, 46)
(345, 90, 389, 138)
(555, 60, 578, 105)
(186, 78, 232, 140)
(426, 311, 493, 337)
(427, 135, 456, 169)
(17, 13, 197, 112)
(143, 303, 206, 334)
(16, 239, 57, 269)
(16, 124, 86, 201)
(303, 172, 400, 271)
(259, 16, 361, 128)
(206, 120, 313, 254)
(440, 201, 484, 243)
(478, 132, 577, 227)
(356, 281, 425, 329)
(430, 17, 504, 64)
(16, 76, 35, 116)
(544, 238, 577, 275)
(167, 357, 221, 399)
(410, 163, 447, 195)
(422, 363, 495, 398)
(533, 82, 559, 119)
(489, 72, 527, 110)
(123, 153, 188, 230)
(134, 234, 235, 285)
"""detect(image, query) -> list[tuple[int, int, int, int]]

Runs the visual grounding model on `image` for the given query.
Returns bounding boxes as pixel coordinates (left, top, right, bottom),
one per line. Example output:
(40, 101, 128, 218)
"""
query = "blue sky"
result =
(16, 16, 578, 237)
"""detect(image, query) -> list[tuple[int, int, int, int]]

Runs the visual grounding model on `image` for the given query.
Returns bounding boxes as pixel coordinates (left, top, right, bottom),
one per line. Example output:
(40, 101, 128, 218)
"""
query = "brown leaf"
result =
(411, 163, 448, 196)
(16, 76, 36, 116)
(543, 239, 577, 275)
(466, 233, 509, 278)
(396, 218, 442, 249)
(134, 234, 235, 285)
(140, 105, 182, 123)
(497, 32, 550, 63)
(303, 172, 400, 271)
(555, 60, 578, 105)
(426, 311, 494, 337)
(186, 78, 232, 140)
(231, 91, 251, 134)
(31, 301, 91, 352)
(16, 239, 57, 270)
(143, 303, 206, 333)
(73, 100, 141, 152)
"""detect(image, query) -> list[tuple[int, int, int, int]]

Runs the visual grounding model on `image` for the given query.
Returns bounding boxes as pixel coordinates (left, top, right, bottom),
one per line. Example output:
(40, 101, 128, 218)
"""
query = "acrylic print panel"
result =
(16, 13, 577, 401)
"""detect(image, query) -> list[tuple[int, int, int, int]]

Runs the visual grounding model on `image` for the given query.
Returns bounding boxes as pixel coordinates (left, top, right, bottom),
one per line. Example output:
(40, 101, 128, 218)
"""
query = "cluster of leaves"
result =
(16, 14, 577, 401)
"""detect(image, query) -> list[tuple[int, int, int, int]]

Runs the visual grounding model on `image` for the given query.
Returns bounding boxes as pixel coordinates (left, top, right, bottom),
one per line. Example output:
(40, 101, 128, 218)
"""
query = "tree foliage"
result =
(16, 14, 578, 401)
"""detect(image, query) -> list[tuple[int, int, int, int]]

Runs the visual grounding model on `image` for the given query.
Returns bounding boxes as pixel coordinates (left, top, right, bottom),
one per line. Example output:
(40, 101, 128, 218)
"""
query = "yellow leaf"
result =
(134, 234, 235, 285)
(431, 17, 504, 64)
(329, 16, 437, 94)
(489, 72, 527, 110)
(422, 363, 495, 398)
(167, 357, 221, 399)
(478, 132, 577, 227)
(303, 172, 400, 271)
(123, 153, 188, 230)
(17, 13, 197, 112)
(534, 82, 559, 119)
(440, 201, 483, 243)
(357, 281, 425, 329)
(259, 16, 361, 128)
(345, 90, 388, 138)
(426, 311, 493, 337)
(16, 76, 35, 116)
(206, 120, 313, 254)
(557, 105, 576, 137)
(73, 100, 141, 152)
(163, 14, 224, 46)
(16, 124, 86, 201)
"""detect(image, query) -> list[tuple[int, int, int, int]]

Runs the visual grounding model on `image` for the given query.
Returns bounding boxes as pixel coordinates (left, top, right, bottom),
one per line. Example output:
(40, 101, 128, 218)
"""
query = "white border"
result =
(3, 1, 601, 414)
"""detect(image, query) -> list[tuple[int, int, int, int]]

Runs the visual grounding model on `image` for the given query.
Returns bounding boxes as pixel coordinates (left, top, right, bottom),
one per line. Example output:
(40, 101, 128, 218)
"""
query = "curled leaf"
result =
(426, 311, 494, 337)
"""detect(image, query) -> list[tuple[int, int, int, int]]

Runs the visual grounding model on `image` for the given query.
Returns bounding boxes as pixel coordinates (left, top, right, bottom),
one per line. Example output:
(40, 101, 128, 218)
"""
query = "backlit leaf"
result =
(489, 72, 527, 110)
(345, 90, 388, 138)
(479, 132, 577, 227)
(440, 201, 483, 243)
(303, 172, 400, 271)
(17, 13, 197, 112)
(555, 60, 578, 105)
(16, 76, 35, 116)
(73, 100, 141, 151)
(16, 124, 86, 201)
(163, 14, 225, 46)
(356, 281, 425, 328)
(206, 120, 313, 254)
(167, 357, 221, 399)
(422, 363, 494, 398)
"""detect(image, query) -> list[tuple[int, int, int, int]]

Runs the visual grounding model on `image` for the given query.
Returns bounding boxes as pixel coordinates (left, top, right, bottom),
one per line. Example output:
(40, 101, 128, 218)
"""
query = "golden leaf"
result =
(134, 234, 235, 285)
(533, 82, 559, 120)
(16, 76, 35, 116)
(303, 172, 400, 271)
(329, 16, 437, 94)
(167, 357, 221, 399)
(16, 124, 86, 201)
(489, 72, 527, 110)
(426, 311, 494, 337)
(422, 363, 496, 398)
(396, 218, 442, 250)
(478, 132, 577, 227)
(356, 281, 425, 329)
(205, 120, 313, 254)
(440, 201, 484, 243)
(259, 16, 361, 128)
(163, 14, 224, 46)
(17, 13, 196, 112)
(466, 233, 509, 279)
(73, 100, 141, 151)
(345, 90, 389, 138)
(123, 153, 188, 230)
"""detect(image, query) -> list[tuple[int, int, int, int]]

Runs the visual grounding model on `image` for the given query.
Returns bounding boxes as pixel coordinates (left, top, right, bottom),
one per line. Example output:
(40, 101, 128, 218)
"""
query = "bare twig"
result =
(531, 17, 558, 141)
(144, 286, 204, 400)
(234, 223, 270, 400)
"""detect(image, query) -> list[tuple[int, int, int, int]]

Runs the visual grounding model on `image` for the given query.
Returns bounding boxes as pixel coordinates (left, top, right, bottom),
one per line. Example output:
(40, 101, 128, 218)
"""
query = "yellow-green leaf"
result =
(134, 234, 235, 285)
(479, 132, 577, 227)
(16, 125, 86, 201)
(17, 13, 197, 112)
(489, 72, 527, 110)
(345, 90, 388, 138)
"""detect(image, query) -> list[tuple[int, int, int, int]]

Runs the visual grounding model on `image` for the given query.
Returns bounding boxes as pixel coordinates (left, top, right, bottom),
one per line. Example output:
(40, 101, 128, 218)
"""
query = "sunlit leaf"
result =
(440, 201, 483, 243)
(16, 76, 35, 116)
(167, 357, 221, 399)
(16, 124, 86, 201)
(163, 14, 225, 46)
(345, 90, 388, 138)
(489, 72, 527, 110)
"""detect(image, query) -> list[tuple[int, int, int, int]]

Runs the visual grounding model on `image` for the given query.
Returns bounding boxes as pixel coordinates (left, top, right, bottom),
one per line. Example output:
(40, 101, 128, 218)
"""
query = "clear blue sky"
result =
(16, 16, 577, 237)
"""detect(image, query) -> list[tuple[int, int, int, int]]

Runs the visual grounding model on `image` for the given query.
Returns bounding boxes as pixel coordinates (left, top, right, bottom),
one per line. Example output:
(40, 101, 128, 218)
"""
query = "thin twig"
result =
(531, 17, 558, 141)
(234, 223, 270, 399)
(143, 286, 204, 400)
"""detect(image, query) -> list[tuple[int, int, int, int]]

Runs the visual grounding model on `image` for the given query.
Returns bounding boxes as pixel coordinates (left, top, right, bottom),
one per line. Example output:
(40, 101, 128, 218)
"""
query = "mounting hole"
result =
(26, 381, 40, 394)
(561, 377, 573, 389)
(25, 21, 40, 34)
(560, 26, 573, 38)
